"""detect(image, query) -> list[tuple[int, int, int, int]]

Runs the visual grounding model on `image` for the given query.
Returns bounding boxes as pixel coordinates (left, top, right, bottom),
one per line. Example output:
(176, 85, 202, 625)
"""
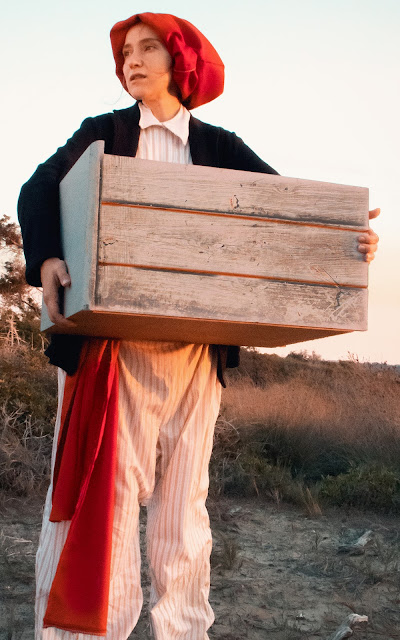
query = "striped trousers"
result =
(35, 341, 222, 640)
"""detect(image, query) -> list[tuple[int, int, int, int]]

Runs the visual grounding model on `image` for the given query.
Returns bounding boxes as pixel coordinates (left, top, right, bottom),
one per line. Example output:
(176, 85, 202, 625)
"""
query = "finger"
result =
(358, 231, 379, 244)
(358, 238, 379, 250)
(53, 315, 78, 330)
(43, 293, 61, 322)
(44, 297, 63, 324)
(358, 242, 378, 254)
(42, 265, 75, 328)
(45, 298, 77, 328)
(48, 309, 77, 329)
(55, 261, 71, 287)
(368, 207, 381, 220)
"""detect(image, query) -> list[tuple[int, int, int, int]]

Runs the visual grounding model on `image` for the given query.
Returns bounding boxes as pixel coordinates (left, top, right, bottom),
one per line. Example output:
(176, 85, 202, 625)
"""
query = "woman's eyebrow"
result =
(122, 37, 160, 53)
(140, 37, 161, 45)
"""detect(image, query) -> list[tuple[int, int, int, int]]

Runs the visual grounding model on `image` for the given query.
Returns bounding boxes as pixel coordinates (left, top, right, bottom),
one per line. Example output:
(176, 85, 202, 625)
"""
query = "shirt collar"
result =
(138, 101, 190, 145)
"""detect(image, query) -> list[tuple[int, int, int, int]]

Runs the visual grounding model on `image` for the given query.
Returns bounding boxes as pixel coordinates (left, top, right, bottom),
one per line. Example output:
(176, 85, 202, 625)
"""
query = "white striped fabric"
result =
(136, 125, 191, 164)
(137, 102, 192, 164)
(36, 112, 222, 640)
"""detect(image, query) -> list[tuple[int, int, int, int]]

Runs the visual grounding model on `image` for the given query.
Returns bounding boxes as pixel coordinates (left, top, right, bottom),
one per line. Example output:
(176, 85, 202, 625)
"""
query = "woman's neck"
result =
(142, 95, 182, 122)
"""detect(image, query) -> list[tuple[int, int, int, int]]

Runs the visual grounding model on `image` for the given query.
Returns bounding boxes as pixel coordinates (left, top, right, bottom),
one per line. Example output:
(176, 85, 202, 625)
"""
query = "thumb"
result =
(58, 262, 71, 287)
(368, 208, 381, 221)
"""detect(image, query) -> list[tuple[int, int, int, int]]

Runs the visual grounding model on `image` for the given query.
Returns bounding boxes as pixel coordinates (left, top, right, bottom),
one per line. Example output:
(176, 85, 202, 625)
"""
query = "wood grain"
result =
(42, 142, 369, 344)
(98, 204, 367, 287)
(95, 265, 367, 333)
(101, 155, 369, 229)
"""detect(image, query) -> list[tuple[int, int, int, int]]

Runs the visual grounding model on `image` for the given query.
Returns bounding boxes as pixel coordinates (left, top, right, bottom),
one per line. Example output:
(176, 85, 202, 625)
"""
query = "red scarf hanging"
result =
(43, 338, 120, 636)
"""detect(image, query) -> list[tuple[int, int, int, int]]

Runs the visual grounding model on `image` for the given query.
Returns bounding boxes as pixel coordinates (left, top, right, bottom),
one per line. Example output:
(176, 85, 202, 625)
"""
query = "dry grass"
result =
(1, 344, 400, 514)
(222, 378, 336, 426)
(224, 355, 399, 432)
(209, 349, 400, 512)
(0, 405, 52, 495)
(0, 343, 56, 496)
(224, 349, 400, 464)
(211, 530, 242, 572)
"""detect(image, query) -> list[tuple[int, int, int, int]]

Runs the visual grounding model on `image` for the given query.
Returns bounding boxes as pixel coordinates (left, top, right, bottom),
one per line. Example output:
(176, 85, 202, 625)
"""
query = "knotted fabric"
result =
(43, 338, 120, 636)
(110, 12, 224, 109)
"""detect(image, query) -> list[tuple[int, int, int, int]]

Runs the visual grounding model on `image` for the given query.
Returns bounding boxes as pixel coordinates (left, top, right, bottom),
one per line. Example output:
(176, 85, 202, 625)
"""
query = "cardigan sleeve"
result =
(18, 114, 114, 287)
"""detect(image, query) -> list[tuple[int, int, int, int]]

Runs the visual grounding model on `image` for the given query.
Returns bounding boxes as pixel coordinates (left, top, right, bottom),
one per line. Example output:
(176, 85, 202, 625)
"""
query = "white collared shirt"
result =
(136, 101, 192, 165)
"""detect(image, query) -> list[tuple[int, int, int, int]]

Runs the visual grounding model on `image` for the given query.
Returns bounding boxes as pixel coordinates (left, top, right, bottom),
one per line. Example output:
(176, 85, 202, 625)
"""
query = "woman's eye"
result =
(145, 45, 155, 51)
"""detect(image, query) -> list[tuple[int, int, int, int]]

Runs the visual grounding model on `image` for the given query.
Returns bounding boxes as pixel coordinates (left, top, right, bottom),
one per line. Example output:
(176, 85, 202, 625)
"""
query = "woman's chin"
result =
(127, 89, 144, 101)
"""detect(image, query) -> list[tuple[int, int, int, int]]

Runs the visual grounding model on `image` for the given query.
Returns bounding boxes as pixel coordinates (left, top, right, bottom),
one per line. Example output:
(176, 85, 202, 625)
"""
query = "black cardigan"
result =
(18, 103, 278, 381)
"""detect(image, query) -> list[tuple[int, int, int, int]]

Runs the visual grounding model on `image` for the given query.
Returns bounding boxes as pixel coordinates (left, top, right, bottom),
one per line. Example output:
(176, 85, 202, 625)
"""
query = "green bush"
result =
(254, 424, 353, 482)
(209, 450, 293, 499)
(318, 463, 400, 513)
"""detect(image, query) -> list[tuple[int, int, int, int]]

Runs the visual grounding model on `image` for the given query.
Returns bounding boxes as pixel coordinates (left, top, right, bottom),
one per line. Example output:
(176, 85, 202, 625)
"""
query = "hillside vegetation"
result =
(1, 338, 399, 514)
(210, 348, 400, 513)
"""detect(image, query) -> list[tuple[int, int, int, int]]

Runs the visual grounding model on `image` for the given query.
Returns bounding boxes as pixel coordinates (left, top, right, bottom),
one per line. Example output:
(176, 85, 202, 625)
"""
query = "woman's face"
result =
(122, 23, 176, 104)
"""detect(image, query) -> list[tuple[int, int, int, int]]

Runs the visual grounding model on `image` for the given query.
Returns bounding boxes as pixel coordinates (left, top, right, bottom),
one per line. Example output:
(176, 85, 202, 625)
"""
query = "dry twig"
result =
(328, 613, 368, 640)
(338, 530, 374, 555)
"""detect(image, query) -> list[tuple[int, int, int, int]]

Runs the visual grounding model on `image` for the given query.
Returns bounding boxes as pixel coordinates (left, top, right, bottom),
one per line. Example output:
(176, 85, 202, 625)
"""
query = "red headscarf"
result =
(110, 12, 224, 109)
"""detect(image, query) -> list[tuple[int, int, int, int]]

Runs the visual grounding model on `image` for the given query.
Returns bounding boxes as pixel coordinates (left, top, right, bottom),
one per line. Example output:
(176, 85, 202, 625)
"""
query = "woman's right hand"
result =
(40, 258, 77, 329)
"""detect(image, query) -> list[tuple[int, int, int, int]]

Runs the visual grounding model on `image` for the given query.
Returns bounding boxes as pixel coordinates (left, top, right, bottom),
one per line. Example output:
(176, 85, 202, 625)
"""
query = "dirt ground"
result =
(1, 495, 399, 640)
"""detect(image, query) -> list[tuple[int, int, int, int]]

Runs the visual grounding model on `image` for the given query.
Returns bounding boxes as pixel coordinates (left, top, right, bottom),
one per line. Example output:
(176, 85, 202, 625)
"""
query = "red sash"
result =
(43, 339, 120, 636)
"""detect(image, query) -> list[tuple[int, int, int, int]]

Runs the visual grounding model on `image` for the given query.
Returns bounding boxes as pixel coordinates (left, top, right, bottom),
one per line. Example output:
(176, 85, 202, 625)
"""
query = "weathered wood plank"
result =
(98, 205, 367, 287)
(101, 155, 369, 228)
(95, 265, 367, 332)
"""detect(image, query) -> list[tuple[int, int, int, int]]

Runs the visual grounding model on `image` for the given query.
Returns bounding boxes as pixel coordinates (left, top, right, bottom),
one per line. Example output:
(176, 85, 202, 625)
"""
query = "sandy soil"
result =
(1, 495, 399, 640)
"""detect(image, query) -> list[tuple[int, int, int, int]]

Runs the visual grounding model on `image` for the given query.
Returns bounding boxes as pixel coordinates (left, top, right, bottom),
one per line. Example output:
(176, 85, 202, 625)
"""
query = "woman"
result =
(18, 12, 379, 640)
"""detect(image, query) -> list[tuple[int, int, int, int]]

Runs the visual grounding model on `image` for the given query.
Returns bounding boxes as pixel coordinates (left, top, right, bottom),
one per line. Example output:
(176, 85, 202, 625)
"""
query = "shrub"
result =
(0, 344, 57, 432)
(0, 344, 57, 496)
(318, 463, 400, 513)
(0, 406, 52, 495)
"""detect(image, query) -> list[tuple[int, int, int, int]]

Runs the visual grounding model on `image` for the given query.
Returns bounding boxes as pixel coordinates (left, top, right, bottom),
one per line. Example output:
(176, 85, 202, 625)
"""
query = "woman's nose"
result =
(127, 52, 143, 67)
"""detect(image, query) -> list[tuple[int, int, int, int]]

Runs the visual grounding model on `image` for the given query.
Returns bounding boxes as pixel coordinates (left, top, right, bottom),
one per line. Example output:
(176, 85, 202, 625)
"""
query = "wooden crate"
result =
(41, 140, 369, 347)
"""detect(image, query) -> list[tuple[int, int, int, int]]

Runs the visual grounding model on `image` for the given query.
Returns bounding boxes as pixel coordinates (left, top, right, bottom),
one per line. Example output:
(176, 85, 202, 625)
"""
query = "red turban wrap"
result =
(110, 12, 224, 109)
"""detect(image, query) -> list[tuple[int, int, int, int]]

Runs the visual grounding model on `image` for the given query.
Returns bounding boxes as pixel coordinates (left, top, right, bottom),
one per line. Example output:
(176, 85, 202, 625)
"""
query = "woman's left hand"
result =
(358, 208, 380, 263)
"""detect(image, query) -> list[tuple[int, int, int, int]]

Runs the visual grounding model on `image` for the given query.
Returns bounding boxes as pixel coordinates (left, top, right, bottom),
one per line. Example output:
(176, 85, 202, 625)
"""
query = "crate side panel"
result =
(98, 205, 367, 287)
(95, 265, 367, 332)
(101, 155, 369, 228)
(61, 140, 103, 318)
(41, 141, 104, 331)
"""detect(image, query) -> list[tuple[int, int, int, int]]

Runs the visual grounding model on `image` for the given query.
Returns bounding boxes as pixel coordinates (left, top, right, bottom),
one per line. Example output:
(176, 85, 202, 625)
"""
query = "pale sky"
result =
(2, 0, 399, 363)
